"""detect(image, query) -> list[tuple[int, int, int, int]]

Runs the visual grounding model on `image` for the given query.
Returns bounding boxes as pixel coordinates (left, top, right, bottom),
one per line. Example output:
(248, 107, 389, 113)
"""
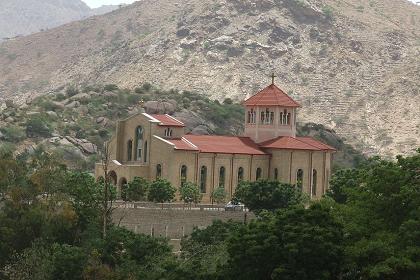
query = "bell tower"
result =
(243, 77, 300, 143)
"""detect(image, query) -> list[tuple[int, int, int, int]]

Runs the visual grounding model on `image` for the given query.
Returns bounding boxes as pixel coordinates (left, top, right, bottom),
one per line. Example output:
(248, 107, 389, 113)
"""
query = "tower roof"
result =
(244, 84, 300, 107)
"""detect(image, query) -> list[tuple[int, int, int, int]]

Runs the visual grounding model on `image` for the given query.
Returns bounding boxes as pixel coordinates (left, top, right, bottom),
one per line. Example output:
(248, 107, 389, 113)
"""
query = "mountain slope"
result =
(0, 0, 119, 40)
(0, 0, 419, 158)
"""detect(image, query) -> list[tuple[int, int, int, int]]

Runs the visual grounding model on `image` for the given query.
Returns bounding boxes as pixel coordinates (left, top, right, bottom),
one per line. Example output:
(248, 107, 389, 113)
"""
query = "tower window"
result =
(247, 109, 256, 124)
(164, 128, 173, 137)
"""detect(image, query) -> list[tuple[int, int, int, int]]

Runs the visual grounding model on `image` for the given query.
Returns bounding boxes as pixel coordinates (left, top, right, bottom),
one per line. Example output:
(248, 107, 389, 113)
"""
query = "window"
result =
(296, 169, 304, 191)
(164, 128, 173, 137)
(274, 168, 279, 180)
(280, 109, 289, 125)
(200, 166, 207, 193)
(237, 167, 244, 183)
(256, 168, 262, 180)
(247, 109, 256, 124)
(219, 166, 225, 188)
(135, 126, 143, 161)
(287, 113, 291, 125)
(180, 165, 187, 186)
(156, 164, 162, 179)
(312, 169, 317, 197)
(144, 141, 148, 163)
(127, 140, 133, 161)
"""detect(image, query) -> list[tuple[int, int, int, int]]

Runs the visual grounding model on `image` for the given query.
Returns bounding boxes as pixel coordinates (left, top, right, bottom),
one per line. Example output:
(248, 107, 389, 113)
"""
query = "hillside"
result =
(0, 0, 119, 40)
(0, 83, 364, 171)
(0, 0, 419, 158)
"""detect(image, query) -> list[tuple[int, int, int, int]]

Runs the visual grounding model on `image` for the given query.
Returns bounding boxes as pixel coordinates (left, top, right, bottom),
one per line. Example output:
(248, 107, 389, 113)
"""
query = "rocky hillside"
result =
(0, 0, 119, 40)
(0, 83, 363, 171)
(0, 0, 419, 158)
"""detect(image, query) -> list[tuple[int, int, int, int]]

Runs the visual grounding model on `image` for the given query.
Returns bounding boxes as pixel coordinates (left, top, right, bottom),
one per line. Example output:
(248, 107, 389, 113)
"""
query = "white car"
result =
(224, 201, 245, 211)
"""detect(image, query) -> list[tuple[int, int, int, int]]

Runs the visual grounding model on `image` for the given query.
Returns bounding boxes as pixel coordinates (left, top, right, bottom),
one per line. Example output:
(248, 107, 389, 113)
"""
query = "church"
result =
(95, 81, 335, 203)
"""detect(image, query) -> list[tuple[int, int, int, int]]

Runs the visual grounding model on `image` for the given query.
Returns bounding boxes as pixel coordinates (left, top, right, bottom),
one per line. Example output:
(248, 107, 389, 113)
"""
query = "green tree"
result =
(211, 187, 227, 204)
(226, 204, 344, 280)
(179, 182, 202, 207)
(147, 179, 176, 205)
(234, 180, 303, 213)
(25, 116, 52, 138)
(125, 177, 149, 202)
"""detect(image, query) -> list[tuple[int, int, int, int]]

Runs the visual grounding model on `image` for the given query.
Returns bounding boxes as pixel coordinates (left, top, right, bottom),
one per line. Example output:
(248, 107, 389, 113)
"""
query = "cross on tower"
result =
(271, 73, 277, 85)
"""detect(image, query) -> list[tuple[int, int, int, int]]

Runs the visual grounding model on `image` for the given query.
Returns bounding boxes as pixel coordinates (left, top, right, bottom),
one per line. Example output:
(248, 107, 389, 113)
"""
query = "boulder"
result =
(69, 92, 90, 101)
(79, 142, 97, 154)
(46, 111, 58, 118)
(144, 101, 176, 114)
(65, 101, 80, 109)
(96, 117, 105, 124)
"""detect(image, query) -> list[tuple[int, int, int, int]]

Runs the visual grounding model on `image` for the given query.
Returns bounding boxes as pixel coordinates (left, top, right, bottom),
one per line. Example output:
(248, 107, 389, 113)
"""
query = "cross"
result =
(271, 73, 277, 84)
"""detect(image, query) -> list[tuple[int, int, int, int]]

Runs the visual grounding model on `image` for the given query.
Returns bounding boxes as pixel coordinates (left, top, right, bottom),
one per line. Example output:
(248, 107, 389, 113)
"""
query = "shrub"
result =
(25, 116, 52, 138)
(125, 177, 149, 201)
(104, 84, 119, 92)
(179, 182, 202, 206)
(211, 187, 227, 204)
(148, 179, 176, 205)
(66, 85, 79, 97)
(0, 125, 25, 142)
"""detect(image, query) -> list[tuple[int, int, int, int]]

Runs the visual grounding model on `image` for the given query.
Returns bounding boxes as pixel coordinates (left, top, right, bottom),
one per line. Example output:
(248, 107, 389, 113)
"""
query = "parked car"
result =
(224, 201, 245, 211)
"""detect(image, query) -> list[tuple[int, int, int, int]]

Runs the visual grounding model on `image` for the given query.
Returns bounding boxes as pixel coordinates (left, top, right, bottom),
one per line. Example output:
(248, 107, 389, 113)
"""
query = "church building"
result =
(95, 82, 335, 203)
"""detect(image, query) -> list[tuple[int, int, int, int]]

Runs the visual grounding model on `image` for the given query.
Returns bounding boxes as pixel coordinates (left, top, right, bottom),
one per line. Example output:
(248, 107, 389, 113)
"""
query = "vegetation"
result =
(125, 176, 149, 202)
(179, 182, 202, 207)
(0, 146, 419, 279)
(211, 187, 227, 204)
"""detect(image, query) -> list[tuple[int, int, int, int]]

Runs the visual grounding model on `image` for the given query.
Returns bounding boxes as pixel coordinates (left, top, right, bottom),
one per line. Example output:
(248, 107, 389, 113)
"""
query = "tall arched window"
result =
(127, 140, 133, 161)
(219, 166, 225, 188)
(256, 168, 262, 180)
(200, 166, 207, 193)
(312, 169, 317, 197)
(237, 167, 244, 183)
(135, 126, 143, 161)
(144, 141, 148, 163)
(287, 113, 291, 125)
(274, 168, 279, 180)
(156, 164, 162, 179)
(296, 169, 304, 191)
(180, 165, 187, 186)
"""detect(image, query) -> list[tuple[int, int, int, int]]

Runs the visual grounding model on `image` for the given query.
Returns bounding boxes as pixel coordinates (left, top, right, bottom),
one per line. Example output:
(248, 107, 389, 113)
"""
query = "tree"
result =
(211, 187, 227, 204)
(226, 204, 344, 280)
(148, 179, 176, 206)
(179, 182, 202, 207)
(125, 177, 149, 202)
(234, 180, 303, 213)
(25, 116, 52, 138)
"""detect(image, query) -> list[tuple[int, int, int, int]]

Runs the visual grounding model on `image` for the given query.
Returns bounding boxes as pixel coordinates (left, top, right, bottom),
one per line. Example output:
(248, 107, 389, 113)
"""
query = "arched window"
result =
(164, 128, 173, 137)
(287, 113, 291, 125)
(312, 169, 317, 197)
(180, 165, 187, 186)
(200, 166, 207, 193)
(296, 169, 304, 191)
(156, 164, 162, 179)
(127, 140, 133, 161)
(256, 168, 262, 180)
(144, 141, 148, 163)
(274, 168, 279, 180)
(135, 126, 143, 161)
(219, 166, 225, 188)
(237, 167, 244, 183)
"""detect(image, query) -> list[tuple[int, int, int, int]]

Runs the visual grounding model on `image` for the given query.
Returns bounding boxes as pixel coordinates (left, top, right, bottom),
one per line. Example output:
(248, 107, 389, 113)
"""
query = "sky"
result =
(82, 0, 137, 8)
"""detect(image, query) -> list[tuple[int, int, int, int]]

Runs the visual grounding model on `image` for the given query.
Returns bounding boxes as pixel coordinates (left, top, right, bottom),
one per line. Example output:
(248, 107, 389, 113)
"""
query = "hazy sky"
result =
(83, 0, 137, 8)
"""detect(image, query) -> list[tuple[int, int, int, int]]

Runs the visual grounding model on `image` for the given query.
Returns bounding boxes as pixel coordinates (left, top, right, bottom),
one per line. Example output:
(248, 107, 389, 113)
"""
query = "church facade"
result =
(95, 82, 335, 203)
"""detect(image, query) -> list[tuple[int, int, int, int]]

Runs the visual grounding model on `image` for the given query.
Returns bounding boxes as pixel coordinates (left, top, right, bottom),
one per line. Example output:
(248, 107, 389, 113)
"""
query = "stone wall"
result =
(113, 207, 255, 239)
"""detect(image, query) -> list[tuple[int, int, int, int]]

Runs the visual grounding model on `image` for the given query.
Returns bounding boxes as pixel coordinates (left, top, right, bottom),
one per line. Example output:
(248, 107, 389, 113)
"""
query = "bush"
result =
(1, 125, 25, 142)
(125, 177, 149, 201)
(148, 179, 176, 205)
(25, 116, 52, 138)
(104, 84, 119, 92)
(179, 182, 202, 206)
(211, 187, 227, 204)
(66, 85, 79, 97)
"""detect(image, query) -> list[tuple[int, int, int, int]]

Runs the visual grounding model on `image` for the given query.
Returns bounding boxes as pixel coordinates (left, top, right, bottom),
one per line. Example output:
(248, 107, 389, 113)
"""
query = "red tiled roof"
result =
(150, 114, 185, 127)
(244, 84, 300, 107)
(297, 137, 336, 151)
(259, 136, 336, 151)
(183, 135, 267, 155)
(169, 138, 199, 151)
